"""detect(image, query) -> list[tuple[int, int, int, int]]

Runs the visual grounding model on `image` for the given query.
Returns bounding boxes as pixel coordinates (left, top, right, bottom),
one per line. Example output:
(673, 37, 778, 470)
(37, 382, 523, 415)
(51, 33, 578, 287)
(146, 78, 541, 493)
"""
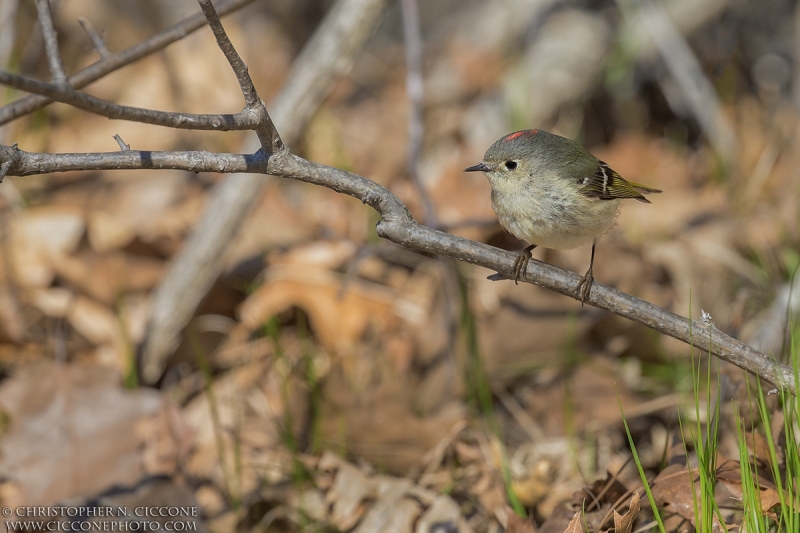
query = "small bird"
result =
(465, 129, 660, 303)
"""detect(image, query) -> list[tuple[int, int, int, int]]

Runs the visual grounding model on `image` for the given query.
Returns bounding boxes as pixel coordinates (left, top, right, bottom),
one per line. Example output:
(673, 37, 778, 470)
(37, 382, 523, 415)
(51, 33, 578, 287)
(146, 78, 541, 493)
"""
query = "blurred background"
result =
(0, 0, 799, 531)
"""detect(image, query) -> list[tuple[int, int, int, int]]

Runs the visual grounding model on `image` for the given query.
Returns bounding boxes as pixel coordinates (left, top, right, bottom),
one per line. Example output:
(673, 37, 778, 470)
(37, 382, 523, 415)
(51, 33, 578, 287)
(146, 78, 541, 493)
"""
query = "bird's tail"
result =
(628, 181, 662, 195)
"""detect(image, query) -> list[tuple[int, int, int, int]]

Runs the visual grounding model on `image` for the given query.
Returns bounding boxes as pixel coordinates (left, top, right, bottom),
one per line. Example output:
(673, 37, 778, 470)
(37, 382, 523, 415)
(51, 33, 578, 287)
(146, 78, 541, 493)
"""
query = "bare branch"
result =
(196, 0, 283, 152)
(0, 160, 10, 182)
(198, 0, 257, 109)
(0, 0, 256, 125)
(0, 144, 260, 175)
(0, 141, 793, 393)
(77, 17, 110, 59)
(34, 0, 66, 83)
(400, 0, 435, 226)
(0, 0, 19, 71)
(0, 70, 262, 130)
(112, 134, 130, 151)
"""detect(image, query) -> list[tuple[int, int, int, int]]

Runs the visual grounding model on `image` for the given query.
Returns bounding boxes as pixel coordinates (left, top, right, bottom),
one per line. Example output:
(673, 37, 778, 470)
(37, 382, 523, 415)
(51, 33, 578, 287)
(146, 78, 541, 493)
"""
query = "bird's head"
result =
(464, 129, 549, 186)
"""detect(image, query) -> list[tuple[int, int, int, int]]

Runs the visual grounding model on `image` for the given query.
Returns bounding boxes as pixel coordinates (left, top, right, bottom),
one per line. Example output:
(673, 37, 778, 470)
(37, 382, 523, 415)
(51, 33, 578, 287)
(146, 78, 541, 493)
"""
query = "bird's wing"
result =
(578, 160, 661, 204)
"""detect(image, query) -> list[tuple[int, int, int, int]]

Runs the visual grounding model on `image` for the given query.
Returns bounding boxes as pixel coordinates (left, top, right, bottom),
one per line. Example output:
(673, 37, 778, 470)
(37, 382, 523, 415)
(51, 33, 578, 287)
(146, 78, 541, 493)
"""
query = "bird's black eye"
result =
(505, 160, 518, 170)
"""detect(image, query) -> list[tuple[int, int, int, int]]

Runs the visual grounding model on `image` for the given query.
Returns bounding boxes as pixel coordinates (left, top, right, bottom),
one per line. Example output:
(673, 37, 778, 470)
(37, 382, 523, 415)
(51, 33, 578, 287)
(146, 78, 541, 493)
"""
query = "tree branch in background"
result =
(399, 0, 463, 371)
(400, 0, 435, 226)
(0, 70, 264, 130)
(0, 0, 18, 72)
(33, 0, 66, 83)
(0, 0, 257, 125)
(77, 17, 111, 59)
(0, 144, 259, 177)
(196, 0, 282, 152)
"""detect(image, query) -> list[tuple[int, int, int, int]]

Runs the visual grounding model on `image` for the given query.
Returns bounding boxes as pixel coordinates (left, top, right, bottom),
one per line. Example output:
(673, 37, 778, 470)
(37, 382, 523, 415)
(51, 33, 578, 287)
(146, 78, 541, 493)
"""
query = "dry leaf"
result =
(238, 263, 412, 355)
(415, 495, 472, 533)
(716, 458, 781, 513)
(0, 285, 24, 342)
(650, 464, 696, 521)
(269, 239, 358, 271)
(0, 362, 178, 504)
(290, 488, 328, 523)
(318, 453, 472, 533)
(68, 296, 119, 345)
(353, 477, 419, 533)
(538, 506, 580, 533)
(612, 493, 640, 533)
(473, 277, 591, 379)
(86, 211, 136, 254)
(324, 459, 375, 531)
(85, 174, 192, 252)
(744, 430, 773, 466)
(28, 287, 74, 317)
(651, 461, 736, 529)
(182, 357, 287, 492)
(505, 507, 537, 533)
(54, 252, 164, 305)
(564, 511, 584, 533)
(571, 471, 629, 510)
(319, 371, 467, 474)
(9, 206, 85, 288)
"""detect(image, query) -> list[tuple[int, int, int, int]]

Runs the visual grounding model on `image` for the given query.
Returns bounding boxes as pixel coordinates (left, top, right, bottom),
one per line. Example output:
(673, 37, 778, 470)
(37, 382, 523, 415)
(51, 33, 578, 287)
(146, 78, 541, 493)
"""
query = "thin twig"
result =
(0, 70, 261, 130)
(0, 0, 257, 125)
(77, 17, 111, 58)
(34, 0, 66, 83)
(1, 142, 794, 394)
(112, 134, 130, 151)
(0, 0, 19, 70)
(196, 0, 282, 152)
(198, 0, 257, 109)
(400, 0, 436, 226)
(399, 0, 461, 364)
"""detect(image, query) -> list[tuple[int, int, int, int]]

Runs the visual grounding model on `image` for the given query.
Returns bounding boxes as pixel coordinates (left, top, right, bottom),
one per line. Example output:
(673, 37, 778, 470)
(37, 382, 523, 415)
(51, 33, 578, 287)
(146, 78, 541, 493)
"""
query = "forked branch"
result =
(0, 0, 257, 125)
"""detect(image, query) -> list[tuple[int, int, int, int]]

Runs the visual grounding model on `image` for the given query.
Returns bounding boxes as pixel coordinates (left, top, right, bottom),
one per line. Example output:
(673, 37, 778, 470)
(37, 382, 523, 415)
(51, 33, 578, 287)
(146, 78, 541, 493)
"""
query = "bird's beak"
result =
(464, 162, 490, 172)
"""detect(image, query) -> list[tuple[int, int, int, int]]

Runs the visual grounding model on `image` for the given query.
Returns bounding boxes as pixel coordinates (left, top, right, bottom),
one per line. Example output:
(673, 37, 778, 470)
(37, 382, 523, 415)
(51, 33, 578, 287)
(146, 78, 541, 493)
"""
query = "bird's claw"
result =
(511, 248, 533, 284)
(575, 268, 594, 305)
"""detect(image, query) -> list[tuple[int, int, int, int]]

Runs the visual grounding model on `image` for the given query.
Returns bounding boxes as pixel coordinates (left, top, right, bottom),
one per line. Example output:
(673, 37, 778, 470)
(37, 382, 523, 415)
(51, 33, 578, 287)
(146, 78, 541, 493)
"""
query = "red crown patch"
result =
(502, 129, 539, 142)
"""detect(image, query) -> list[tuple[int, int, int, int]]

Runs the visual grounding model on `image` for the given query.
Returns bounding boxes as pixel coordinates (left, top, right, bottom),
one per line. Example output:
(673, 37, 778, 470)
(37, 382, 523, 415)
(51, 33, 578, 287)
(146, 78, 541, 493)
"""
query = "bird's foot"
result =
(575, 267, 594, 305)
(510, 245, 537, 285)
(511, 252, 530, 285)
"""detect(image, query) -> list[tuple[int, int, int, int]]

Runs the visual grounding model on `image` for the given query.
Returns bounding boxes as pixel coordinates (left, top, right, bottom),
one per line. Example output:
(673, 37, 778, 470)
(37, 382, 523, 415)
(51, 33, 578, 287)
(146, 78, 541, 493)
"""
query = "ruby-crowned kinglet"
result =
(465, 129, 660, 302)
